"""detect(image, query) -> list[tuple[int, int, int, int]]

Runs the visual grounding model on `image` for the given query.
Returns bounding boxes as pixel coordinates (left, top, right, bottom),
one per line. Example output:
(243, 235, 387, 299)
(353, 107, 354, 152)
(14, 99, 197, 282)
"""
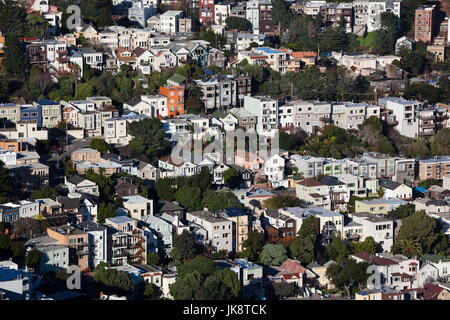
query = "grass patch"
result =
(358, 32, 376, 49)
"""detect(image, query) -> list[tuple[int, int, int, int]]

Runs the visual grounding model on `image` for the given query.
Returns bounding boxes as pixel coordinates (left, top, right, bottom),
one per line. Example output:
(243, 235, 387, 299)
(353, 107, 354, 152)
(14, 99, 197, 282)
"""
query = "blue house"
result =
(20, 104, 42, 128)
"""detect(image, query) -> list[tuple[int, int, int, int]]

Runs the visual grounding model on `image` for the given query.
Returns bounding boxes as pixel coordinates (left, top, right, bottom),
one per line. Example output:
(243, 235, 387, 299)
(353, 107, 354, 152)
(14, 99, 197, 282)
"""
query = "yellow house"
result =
(217, 207, 249, 253)
(355, 198, 408, 214)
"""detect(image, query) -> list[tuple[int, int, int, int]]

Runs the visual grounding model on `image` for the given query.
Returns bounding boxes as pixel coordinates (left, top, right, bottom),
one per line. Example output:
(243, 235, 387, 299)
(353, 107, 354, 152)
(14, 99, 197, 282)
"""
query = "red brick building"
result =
(199, 0, 215, 25)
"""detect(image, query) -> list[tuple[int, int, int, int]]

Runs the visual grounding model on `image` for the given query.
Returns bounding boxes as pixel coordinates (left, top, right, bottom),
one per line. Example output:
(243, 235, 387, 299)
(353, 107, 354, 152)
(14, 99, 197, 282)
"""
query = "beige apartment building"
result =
(185, 210, 233, 253)
(217, 208, 249, 253)
(47, 225, 89, 271)
(70, 148, 103, 163)
(417, 156, 450, 181)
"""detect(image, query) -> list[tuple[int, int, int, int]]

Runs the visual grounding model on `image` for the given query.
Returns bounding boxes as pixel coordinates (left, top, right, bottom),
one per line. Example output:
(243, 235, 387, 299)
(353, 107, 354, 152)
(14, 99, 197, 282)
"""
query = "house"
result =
(264, 154, 285, 185)
(76, 221, 108, 268)
(263, 209, 296, 240)
(420, 254, 450, 282)
(160, 10, 182, 34)
(155, 201, 184, 217)
(230, 259, 263, 298)
(115, 178, 139, 197)
(295, 178, 331, 210)
(137, 161, 159, 181)
(122, 195, 153, 220)
(147, 15, 161, 32)
(424, 282, 450, 300)
(103, 113, 149, 145)
(185, 210, 233, 253)
(280, 207, 344, 244)
(64, 175, 99, 196)
(355, 198, 408, 214)
(395, 36, 416, 54)
(417, 156, 450, 181)
(346, 212, 394, 252)
(34, 99, 61, 128)
(213, 163, 230, 185)
(414, 199, 449, 214)
(351, 252, 419, 290)
(378, 179, 412, 200)
(428, 185, 450, 201)
(140, 95, 168, 118)
(245, 188, 275, 211)
(141, 215, 173, 253)
(307, 261, 336, 289)
(105, 215, 147, 266)
(216, 207, 249, 253)
(25, 236, 69, 272)
(47, 225, 89, 271)
(159, 86, 184, 118)
(71, 148, 103, 163)
(137, 264, 163, 287)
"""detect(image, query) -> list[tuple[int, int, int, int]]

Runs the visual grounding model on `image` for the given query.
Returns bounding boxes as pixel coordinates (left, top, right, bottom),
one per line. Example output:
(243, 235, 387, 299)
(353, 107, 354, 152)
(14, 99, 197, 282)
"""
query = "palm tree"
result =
(398, 239, 423, 258)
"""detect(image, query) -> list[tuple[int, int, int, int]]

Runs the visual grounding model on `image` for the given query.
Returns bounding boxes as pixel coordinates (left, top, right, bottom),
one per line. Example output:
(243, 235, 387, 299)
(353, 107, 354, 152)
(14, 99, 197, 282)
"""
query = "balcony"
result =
(112, 242, 127, 248)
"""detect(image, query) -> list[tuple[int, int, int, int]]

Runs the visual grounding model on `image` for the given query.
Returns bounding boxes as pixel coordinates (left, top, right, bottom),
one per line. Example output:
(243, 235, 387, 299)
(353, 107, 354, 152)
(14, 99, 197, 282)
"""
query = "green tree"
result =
(127, 118, 171, 164)
(3, 34, 27, 78)
(94, 262, 135, 295)
(26, 12, 49, 37)
(143, 281, 158, 299)
(351, 237, 379, 254)
(225, 16, 251, 31)
(89, 138, 112, 154)
(0, 160, 11, 202)
(389, 204, 415, 219)
(198, 28, 226, 49)
(223, 168, 241, 189)
(325, 235, 350, 262)
(417, 178, 441, 190)
(396, 239, 423, 258)
(259, 244, 288, 266)
(25, 248, 42, 269)
(373, 12, 400, 55)
(214, 268, 241, 299)
(178, 257, 218, 279)
(10, 241, 24, 257)
(326, 259, 370, 296)
(0, 0, 27, 36)
(290, 215, 318, 264)
(202, 190, 238, 212)
(147, 252, 160, 265)
(154, 178, 176, 202)
(31, 186, 58, 200)
(200, 275, 233, 300)
(175, 185, 202, 211)
(171, 230, 196, 262)
(271, 0, 295, 29)
(264, 195, 305, 210)
(273, 281, 297, 299)
(96, 202, 117, 224)
(170, 271, 202, 300)
(430, 128, 450, 156)
(86, 170, 115, 202)
(241, 229, 262, 261)
(396, 211, 447, 255)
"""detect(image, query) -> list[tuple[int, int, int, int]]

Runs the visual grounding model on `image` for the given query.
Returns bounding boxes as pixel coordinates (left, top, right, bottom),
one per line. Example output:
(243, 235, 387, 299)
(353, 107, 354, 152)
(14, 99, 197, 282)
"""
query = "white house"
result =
(379, 179, 412, 200)
(264, 154, 285, 184)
